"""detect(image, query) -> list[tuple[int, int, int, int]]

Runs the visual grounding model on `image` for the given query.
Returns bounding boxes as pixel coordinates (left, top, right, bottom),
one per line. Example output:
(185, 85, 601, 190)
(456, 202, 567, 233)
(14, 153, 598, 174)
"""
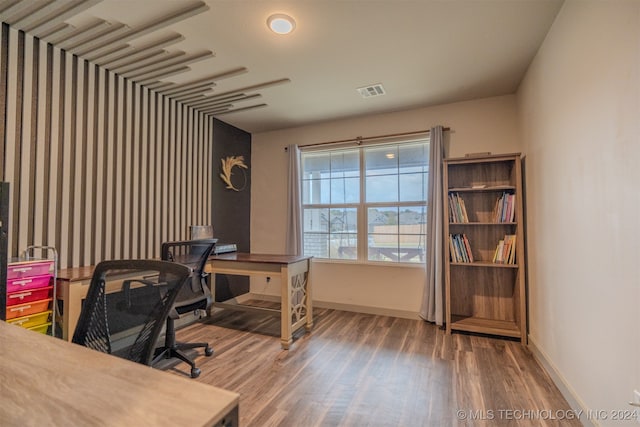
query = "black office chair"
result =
(153, 238, 217, 378)
(72, 259, 192, 366)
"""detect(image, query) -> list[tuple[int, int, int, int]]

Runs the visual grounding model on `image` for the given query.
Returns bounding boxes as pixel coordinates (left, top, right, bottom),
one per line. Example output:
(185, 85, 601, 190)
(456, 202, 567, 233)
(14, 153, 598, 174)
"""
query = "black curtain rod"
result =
(284, 127, 450, 151)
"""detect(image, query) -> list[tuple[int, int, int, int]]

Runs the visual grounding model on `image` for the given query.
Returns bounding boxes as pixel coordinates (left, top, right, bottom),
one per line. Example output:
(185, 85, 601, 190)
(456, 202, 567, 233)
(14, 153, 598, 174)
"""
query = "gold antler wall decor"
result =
(219, 156, 248, 191)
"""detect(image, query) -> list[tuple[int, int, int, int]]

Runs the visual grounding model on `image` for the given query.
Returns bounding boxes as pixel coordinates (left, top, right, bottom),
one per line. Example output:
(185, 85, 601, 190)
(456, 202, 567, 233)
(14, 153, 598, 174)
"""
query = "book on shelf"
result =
(462, 234, 474, 262)
(492, 239, 504, 263)
(493, 192, 516, 223)
(448, 192, 469, 223)
(493, 234, 516, 264)
(449, 233, 474, 263)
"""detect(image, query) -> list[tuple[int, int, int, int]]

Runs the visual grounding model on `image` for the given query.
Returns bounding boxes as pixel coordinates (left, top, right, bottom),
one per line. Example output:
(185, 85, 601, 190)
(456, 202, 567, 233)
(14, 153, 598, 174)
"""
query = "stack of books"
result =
(448, 192, 469, 223)
(493, 234, 516, 264)
(493, 192, 516, 223)
(449, 233, 474, 263)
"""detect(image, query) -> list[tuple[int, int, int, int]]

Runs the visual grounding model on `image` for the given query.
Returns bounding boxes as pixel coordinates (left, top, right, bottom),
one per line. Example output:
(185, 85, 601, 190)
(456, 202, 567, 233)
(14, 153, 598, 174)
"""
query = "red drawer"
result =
(6, 274, 52, 293)
(6, 286, 54, 306)
(7, 260, 54, 279)
(5, 298, 52, 320)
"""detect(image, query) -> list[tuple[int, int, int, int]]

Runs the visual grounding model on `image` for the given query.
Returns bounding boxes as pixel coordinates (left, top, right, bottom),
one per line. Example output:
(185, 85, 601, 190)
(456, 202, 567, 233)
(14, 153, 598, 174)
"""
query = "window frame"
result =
(300, 136, 429, 265)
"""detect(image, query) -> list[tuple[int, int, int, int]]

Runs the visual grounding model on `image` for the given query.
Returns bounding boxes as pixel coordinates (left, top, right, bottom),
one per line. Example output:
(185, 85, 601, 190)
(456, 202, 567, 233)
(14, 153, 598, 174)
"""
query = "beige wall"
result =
(251, 95, 520, 317)
(517, 0, 640, 419)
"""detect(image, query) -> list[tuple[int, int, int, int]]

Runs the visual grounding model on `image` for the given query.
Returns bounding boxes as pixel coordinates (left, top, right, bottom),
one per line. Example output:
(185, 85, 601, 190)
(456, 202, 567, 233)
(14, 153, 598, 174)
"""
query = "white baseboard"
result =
(313, 300, 420, 320)
(232, 293, 255, 304)
(247, 293, 419, 320)
(528, 335, 596, 427)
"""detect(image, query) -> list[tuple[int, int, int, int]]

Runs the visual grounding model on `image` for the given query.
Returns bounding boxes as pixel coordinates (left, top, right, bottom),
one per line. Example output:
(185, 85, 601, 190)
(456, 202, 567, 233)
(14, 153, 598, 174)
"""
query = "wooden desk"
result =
(56, 253, 314, 348)
(0, 321, 239, 427)
(207, 253, 313, 349)
(56, 266, 107, 341)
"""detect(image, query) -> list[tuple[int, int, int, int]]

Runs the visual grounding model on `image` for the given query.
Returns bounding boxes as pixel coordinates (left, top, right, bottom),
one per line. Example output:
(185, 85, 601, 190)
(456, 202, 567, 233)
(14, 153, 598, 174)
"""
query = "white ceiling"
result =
(9, 0, 565, 133)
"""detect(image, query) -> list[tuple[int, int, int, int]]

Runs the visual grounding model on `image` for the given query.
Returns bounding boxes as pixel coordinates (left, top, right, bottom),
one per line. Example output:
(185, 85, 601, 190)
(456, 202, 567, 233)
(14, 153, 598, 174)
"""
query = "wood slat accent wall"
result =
(0, 25, 213, 268)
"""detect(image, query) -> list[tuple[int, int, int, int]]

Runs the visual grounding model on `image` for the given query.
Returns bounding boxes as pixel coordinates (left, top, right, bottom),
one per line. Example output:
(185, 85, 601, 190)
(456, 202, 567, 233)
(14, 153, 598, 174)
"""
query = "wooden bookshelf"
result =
(443, 153, 527, 343)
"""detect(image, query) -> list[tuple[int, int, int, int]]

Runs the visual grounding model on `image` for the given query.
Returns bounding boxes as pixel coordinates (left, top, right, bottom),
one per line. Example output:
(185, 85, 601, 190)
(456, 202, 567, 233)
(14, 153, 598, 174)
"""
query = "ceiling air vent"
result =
(357, 83, 386, 98)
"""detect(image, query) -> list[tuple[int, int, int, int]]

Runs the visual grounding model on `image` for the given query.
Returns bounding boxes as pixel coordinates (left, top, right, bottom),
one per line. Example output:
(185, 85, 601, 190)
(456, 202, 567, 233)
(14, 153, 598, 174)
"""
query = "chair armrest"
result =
(122, 278, 163, 309)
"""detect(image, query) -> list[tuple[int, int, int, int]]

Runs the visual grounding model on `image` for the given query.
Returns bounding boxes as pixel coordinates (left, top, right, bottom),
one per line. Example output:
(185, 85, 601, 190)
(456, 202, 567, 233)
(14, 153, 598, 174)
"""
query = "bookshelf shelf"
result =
(450, 316, 521, 338)
(443, 153, 527, 343)
(449, 222, 516, 226)
(448, 185, 516, 193)
(450, 261, 519, 268)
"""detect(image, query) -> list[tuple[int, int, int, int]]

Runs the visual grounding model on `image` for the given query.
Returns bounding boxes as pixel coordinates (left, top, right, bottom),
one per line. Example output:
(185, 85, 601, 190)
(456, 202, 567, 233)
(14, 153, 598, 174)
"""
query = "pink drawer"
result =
(6, 286, 54, 306)
(7, 274, 52, 293)
(5, 298, 52, 320)
(7, 310, 52, 328)
(7, 260, 54, 279)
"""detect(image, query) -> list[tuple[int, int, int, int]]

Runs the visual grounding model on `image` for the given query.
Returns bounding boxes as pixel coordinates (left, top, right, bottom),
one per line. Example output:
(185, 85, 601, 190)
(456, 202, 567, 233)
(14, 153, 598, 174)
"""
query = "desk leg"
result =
(280, 260, 313, 349)
(56, 281, 69, 340)
(59, 282, 85, 341)
(305, 259, 313, 332)
(281, 265, 293, 350)
(208, 272, 217, 315)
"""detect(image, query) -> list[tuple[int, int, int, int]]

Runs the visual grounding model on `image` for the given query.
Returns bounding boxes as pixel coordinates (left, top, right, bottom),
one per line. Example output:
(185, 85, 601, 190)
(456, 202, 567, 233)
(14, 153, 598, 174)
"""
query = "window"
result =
(301, 138, 429, 264)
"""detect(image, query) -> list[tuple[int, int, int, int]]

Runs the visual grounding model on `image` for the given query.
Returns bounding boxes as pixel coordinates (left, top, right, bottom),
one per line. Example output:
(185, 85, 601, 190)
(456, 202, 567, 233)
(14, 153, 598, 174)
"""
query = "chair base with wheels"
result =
(152, 313, 214, 378)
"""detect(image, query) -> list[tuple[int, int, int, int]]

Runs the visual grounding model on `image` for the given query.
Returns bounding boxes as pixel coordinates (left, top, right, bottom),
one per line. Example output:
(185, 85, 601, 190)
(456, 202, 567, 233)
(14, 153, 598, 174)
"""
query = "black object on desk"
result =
(213, 243, 237, 254)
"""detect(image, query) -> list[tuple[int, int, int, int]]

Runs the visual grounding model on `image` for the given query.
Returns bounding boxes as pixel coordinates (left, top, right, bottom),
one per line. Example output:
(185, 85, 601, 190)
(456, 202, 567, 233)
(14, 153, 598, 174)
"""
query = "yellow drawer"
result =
(7, 310, 52, 329)
(27, 322, 52, 334)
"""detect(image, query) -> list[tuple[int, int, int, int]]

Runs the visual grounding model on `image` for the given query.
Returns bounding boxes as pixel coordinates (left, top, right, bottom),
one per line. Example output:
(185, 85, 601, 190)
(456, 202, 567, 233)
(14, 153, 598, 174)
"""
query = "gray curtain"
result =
(285, 144, 303, 256)
(419, 126, 445, 325)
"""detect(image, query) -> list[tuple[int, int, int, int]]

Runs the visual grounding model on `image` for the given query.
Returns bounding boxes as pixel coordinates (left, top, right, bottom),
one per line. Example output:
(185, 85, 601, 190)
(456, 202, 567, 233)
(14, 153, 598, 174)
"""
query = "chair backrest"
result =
(160, 239, 217, 310)
(72, 259, 192, 365)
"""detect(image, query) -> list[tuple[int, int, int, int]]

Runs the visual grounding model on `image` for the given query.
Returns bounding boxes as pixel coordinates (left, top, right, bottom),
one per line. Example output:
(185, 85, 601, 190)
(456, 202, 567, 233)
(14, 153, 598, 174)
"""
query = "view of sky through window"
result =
(301, 139, 429, 263)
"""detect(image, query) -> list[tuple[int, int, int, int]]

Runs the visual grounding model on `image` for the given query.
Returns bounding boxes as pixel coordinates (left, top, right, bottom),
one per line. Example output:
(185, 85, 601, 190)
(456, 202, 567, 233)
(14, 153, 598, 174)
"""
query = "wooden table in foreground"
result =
(207, 253, 313, 349)
(0, 320, 239, 427)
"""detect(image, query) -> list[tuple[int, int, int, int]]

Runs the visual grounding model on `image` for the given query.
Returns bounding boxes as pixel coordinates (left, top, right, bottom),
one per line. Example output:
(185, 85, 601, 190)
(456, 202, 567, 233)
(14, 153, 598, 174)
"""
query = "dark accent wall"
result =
(211, 118, 251, 301)
(211, 118, 251, 251)
(0, 25, 214, 268)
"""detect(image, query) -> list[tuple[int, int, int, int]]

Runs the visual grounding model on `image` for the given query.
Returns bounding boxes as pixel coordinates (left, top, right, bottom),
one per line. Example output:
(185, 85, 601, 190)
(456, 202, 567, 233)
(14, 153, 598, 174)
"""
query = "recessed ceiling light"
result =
(267, 13, 296, 35)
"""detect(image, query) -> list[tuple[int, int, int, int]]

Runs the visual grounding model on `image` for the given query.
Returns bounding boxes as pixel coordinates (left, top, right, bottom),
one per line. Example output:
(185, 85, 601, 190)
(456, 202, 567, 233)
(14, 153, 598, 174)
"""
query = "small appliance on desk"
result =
(190, 225, 214, 240)
(189, 225, 237, 254)
(213, 243, 237, 254)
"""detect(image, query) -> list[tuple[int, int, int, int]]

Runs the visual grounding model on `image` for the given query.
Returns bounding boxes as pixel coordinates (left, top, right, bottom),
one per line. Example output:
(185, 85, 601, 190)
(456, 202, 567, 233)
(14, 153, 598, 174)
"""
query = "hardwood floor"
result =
(170, 307, 580, 426)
